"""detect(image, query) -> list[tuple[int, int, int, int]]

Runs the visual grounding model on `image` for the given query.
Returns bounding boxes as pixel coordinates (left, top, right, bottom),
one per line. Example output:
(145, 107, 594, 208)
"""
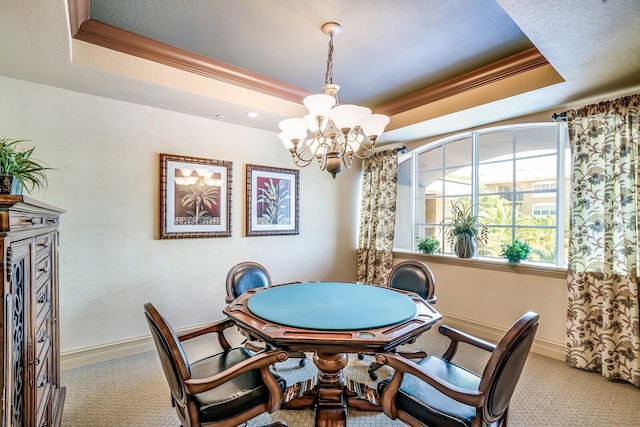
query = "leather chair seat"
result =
(191, 347, 286, 423)
(378, 356, 482, 427)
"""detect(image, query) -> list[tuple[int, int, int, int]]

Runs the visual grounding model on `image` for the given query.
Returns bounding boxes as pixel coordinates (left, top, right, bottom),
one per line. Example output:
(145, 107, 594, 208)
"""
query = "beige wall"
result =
(394, 253, 566, 359)
(0, 75, 360, 354)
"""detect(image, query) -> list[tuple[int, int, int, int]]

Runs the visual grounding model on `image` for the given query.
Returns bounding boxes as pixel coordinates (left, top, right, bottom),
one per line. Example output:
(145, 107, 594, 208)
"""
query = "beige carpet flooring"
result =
(61, 327, 640, 426)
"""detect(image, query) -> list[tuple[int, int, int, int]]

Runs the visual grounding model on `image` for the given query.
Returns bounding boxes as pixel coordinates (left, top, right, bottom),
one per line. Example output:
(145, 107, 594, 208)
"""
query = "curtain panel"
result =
(357, 149, 398, 285)
(566, 94, 640, 387)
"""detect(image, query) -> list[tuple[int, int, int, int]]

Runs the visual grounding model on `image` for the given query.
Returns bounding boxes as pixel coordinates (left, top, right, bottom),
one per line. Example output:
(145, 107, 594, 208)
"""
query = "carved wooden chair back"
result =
(144, 302, 290, 427)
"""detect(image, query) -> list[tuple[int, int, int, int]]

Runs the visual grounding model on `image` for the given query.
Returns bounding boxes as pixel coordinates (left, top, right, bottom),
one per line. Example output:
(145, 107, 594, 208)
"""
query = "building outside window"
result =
(533, 203, 557, 217)
(532, 181, 557, 197)
(394, 123, 570, 266)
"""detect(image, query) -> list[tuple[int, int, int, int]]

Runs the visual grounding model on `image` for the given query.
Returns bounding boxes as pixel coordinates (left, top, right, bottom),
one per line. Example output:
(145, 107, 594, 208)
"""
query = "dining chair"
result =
(225, 261, 307, 368)
(375, 311, 539, 427)
(143, 302, 289, 427)
(364, 260, 437, 380)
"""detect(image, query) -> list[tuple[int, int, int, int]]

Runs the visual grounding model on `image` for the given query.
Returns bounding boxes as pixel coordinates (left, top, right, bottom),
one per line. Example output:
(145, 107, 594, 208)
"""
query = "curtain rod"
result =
(552, 112, 567, 121)
(397, 145, 407, 154)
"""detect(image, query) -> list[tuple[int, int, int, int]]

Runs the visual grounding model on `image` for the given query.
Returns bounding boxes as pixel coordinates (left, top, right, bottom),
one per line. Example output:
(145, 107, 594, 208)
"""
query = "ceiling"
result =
(1, 1, 640, 145)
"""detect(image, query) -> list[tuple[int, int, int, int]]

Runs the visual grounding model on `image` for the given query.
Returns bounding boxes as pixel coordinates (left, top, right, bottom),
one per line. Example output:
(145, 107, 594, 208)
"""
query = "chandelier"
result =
(278, 22, 390, 179)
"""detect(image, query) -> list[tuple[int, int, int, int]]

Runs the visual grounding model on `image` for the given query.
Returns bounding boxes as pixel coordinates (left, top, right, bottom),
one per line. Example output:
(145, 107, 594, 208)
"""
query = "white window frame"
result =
(395, 122, 568, 266)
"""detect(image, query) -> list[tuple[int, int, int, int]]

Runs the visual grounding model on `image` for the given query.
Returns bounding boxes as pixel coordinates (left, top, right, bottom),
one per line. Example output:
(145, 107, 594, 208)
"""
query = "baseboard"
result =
(62, 315, 565, 371)
(61, 322, 212, 371)
(441, 313, 565, 361)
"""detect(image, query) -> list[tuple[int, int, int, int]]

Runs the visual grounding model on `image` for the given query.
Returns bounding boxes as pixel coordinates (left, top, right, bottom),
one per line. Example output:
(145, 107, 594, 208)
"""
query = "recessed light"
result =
(246, 111, 259, 118)
(215, 114, 224, 121)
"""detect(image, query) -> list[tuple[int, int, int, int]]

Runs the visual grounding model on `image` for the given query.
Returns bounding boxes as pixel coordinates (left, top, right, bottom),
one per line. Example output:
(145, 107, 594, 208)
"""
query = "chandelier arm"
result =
(289, 151, 315, 168)
(343, 152, 353, 170)
(289, 137, 334, 167)
(318, 152, 327, 171)
(350, 141, 377, 160)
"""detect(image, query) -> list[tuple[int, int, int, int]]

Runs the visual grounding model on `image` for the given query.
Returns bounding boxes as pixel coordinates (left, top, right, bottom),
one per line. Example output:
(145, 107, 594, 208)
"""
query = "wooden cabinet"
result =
(0, 196, 65, 427)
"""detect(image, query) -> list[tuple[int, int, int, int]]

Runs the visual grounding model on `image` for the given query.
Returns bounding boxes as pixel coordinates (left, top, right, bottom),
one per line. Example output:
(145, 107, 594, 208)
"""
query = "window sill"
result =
(392, 250, 568, 279)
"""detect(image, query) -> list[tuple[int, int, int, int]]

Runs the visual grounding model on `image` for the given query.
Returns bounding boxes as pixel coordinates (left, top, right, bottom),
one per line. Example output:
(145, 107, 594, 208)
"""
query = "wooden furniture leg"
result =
(282, 352, 381, 426)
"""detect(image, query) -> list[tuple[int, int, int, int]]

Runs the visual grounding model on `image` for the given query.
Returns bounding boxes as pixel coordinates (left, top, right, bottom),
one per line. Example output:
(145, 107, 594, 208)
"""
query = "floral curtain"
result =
(566, 94, 640, 387)
(357, 149, 398, 285)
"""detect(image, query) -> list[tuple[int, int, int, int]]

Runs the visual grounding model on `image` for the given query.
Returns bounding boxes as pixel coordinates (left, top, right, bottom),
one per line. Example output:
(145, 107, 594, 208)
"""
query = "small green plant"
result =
(417, 236, 440, 254)
(501, 239, 531, 263)
(0, 138, 52, 193)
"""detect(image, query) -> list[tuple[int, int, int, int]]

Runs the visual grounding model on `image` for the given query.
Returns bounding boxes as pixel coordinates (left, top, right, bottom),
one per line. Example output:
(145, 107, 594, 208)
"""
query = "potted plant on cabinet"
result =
(500, 239, 531, 264)
(416, 236, 440, 254)
(442, 200, 488, 258)
(0, 138, 52, 195)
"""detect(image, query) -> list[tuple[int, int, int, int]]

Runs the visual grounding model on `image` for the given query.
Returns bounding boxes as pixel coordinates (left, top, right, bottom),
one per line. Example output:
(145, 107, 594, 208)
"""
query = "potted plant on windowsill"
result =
(442, 200, 488, 258)
(500, 239, 531, 264)
(0, 138, 52, 195)
(416, 236, 440, 254)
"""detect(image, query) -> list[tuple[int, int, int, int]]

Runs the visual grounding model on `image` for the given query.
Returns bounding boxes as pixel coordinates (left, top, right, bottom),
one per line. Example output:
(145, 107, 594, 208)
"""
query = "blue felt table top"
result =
(246, 282, 417, 331)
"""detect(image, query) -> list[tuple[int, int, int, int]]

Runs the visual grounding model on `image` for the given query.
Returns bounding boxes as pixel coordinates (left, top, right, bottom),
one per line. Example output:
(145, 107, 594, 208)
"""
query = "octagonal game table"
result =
(223, 281, 441, 427)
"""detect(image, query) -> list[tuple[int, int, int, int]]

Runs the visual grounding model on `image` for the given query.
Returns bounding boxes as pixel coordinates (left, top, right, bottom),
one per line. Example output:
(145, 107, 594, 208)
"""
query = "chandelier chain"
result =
(324, 32, 334, 86)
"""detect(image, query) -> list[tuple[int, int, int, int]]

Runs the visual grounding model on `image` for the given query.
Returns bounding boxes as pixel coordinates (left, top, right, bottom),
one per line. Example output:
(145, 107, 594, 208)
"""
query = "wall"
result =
(394, 253, 567, 360)
(0, 76, 360, 362)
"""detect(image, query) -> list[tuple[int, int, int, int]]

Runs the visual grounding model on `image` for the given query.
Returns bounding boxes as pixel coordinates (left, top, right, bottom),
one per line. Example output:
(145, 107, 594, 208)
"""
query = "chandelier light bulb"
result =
(303, 93, 336, 118)
(279, 118, 309, 140)
(303, 114, 327, 133)
(360, 114, 391, 138)
(278, 132, 297, 149)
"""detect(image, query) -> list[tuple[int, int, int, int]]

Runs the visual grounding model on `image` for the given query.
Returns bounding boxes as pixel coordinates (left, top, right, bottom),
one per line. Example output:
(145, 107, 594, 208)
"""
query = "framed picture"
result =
(246, 164, 299, 236)
(159, 153, 232, 239)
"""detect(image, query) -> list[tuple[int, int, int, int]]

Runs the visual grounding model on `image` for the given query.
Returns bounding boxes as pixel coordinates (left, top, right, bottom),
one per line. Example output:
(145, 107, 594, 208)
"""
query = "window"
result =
(395, 123, 569, 266)
(532, 181, 556, 198)
(533, 203, 557, 217)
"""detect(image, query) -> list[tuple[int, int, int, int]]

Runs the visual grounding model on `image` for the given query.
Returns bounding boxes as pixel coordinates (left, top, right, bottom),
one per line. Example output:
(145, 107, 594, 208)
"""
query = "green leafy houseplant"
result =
(441, 200, 488, 258)
(501, 239, 531, 264)
(0, 138, 52, 194)
(416, 236, 440, 254)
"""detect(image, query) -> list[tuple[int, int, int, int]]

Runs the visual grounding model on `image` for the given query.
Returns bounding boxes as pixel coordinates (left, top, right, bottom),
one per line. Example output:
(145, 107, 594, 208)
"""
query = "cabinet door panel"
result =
(6, 240, 31, 426)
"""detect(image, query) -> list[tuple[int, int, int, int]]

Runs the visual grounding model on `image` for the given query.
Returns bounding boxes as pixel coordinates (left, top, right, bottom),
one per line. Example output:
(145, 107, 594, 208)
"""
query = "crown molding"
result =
(69, 0, 312, 103)
(67, 0, 90, 37)
(376, 48, 552, 116)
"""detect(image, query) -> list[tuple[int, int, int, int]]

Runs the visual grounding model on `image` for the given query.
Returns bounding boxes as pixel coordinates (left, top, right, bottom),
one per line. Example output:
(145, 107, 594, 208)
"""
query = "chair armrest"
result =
(184, 349, 289, 411)
(438, 324, 496, 361)
(176, 318, 236, 350)
(375, 352, 484, 415)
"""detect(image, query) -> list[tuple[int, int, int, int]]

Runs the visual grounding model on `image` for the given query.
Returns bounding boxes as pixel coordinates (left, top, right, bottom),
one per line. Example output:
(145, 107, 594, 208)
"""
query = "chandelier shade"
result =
(278, 22, 390, 178)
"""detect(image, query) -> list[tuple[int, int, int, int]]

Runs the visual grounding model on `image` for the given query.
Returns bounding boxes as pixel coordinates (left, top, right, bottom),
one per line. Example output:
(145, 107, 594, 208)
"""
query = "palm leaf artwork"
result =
(257, 178, 290, 225)
(179, 180, 219, 225)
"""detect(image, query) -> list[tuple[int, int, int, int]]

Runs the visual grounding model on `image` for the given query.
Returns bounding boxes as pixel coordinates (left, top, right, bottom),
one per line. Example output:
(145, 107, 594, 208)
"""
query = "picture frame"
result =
(159, 153, 232, 239)
(246, 164, 299, 236)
